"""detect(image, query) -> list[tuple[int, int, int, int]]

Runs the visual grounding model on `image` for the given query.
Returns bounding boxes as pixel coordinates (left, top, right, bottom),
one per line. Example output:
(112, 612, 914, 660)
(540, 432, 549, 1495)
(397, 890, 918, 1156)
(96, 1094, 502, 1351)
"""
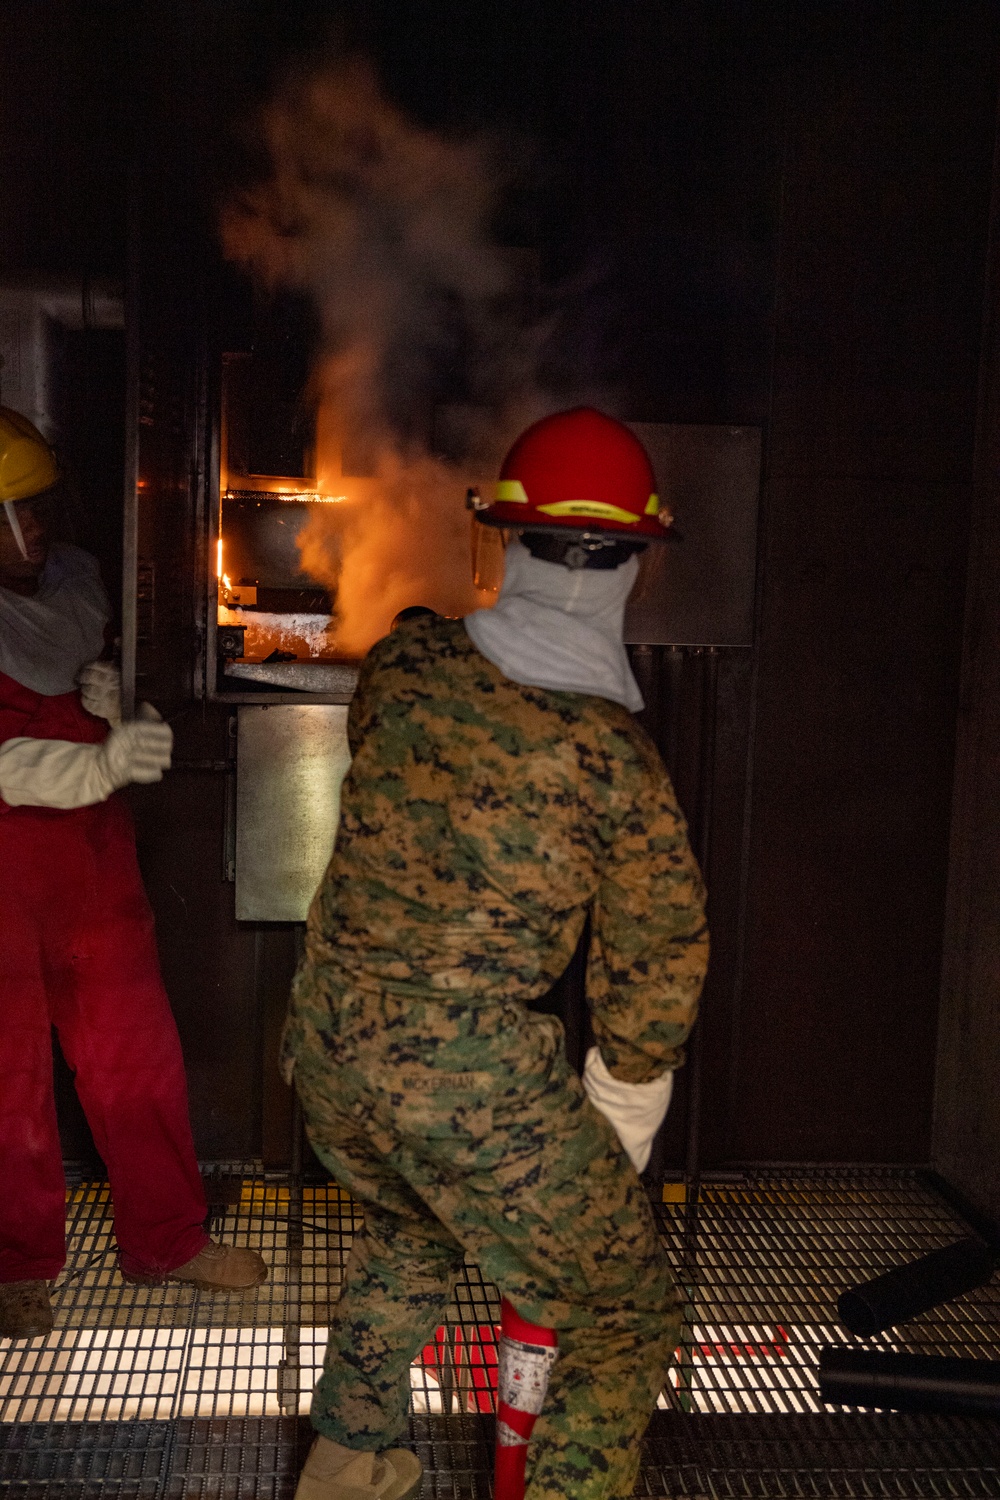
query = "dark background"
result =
(3, 1, 999, 1189)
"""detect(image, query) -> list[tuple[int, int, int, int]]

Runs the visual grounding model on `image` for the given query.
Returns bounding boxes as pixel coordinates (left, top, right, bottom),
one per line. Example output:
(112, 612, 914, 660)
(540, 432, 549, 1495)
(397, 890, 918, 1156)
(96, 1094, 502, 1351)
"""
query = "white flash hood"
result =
(0, 543, 109, 696)
(464, 537, 643, 711)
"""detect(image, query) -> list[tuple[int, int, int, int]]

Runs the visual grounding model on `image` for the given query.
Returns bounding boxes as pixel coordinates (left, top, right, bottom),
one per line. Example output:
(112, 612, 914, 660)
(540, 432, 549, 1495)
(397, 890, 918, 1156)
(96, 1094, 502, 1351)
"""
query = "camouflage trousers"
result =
(285, 982, 682, 1500)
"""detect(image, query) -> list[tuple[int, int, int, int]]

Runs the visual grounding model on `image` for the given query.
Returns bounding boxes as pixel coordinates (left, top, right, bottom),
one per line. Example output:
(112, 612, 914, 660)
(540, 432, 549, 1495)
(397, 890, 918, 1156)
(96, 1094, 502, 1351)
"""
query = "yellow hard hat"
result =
(0, 407, 59, 503)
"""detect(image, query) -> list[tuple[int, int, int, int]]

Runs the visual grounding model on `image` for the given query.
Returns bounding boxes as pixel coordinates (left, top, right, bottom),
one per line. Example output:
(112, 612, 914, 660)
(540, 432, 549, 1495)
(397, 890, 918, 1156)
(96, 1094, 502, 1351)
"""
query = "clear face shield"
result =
(3, 500, 29, 559)
(1, 491, 57, 569)
(466, 489, 510, 595)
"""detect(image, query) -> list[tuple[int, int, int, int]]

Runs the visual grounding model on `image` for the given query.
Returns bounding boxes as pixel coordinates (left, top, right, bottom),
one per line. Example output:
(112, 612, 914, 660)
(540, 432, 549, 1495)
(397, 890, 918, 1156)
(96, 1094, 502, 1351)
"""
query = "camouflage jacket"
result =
(299, 618, 708, 1084)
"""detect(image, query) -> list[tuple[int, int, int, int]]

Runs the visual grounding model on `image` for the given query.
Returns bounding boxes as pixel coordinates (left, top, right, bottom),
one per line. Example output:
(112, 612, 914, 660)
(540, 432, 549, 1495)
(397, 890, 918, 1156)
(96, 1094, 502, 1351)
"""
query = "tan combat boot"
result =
(167, 1240, 267, 1291)
(294, 1436, 423, 1500)
(0, 1280, 54, 1340)
(120, 1240, 267, 1291)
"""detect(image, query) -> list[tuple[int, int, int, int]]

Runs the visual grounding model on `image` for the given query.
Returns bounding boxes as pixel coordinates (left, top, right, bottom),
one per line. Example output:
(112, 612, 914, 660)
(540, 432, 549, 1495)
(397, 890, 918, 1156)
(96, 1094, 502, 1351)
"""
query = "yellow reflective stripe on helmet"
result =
(495, 479, 529, 503)
(644, 493, 660, 515)
(536, 499, 640, 525)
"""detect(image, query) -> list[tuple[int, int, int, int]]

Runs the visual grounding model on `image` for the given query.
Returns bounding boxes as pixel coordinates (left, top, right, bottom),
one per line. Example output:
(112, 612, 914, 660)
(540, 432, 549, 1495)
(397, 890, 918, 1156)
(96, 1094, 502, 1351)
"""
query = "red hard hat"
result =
(476, 407, 670, 540)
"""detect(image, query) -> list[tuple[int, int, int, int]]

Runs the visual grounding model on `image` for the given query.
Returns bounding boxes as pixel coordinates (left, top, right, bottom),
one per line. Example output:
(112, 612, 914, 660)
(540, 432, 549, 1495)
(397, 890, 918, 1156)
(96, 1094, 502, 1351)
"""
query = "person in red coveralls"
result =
(0, 408, 267, 1342)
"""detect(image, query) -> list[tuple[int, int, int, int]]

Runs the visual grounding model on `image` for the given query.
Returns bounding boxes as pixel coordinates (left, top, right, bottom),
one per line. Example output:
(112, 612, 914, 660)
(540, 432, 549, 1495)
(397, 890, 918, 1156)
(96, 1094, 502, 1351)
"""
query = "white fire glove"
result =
(582, 1045, 674, 1174)
(0, 706, 173, 810)
(78, 661, 122, 726)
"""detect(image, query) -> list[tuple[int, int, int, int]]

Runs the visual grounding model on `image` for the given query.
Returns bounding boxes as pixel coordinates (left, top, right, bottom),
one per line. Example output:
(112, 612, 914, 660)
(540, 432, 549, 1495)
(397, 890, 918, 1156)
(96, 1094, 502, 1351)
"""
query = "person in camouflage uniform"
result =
(285, 409, 708, 1500)
(286, 644, 707, 1491)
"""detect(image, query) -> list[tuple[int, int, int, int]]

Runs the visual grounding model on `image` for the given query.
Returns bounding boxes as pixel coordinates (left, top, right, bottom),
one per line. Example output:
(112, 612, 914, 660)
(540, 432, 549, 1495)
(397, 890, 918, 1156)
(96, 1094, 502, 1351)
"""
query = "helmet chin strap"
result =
(3, 501, 29, 560)
(520, 528, 648, 571)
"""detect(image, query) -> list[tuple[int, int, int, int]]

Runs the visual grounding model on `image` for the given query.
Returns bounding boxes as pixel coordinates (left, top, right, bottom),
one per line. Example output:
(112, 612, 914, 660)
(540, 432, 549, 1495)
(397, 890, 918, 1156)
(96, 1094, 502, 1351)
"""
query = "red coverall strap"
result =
(0, 667, 107, 743)
(0, 669, 106, 815)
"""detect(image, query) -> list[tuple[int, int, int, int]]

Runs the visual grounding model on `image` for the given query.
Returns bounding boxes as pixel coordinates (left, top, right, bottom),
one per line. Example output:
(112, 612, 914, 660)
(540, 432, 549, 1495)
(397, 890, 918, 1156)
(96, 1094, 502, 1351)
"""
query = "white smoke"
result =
(219, 55, 582, 653)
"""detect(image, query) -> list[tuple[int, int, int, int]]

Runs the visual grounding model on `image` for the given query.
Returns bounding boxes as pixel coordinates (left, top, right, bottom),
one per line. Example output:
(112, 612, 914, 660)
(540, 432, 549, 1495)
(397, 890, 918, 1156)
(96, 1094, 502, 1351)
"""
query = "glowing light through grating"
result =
(223, 488, 346, 504)
(4, 1168, 999, 1498)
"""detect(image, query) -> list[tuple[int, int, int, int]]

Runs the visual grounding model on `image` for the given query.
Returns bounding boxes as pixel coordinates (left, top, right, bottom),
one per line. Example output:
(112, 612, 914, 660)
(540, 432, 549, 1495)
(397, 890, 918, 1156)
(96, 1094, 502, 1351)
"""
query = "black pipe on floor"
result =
(837, 1237, 999, 1337)
(820, 1348, 1000, 1418)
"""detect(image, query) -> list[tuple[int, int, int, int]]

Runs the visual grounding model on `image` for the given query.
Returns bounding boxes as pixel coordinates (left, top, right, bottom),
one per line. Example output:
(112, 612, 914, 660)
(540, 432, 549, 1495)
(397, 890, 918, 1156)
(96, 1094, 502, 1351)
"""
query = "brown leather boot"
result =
(120, 1240, 267, 1291)
(0, 1280, 54, 1340)
(168, 1240, 267, 1291)
(294, 1437, 423, 1500)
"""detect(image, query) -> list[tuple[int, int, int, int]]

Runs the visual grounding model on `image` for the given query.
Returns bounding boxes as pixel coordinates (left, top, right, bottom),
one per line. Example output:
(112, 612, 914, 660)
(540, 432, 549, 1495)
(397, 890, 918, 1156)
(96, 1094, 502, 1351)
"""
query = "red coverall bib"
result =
(0, 671, 208, 1282)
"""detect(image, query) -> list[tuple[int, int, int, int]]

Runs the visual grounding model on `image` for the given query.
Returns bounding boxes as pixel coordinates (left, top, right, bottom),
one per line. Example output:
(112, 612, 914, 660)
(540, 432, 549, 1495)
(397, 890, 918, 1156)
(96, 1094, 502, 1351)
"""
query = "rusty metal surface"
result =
(224, 663, 358, 697)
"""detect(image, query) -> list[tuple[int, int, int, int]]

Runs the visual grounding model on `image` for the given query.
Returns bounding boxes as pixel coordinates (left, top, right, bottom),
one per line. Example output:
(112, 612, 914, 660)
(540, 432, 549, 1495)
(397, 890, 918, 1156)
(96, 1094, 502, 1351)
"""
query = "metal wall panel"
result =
(624, 424, 760, 646)
(236, 705, 351, 922)
(732, 7, 996, 1164)
(935, 89, 1000, 1224)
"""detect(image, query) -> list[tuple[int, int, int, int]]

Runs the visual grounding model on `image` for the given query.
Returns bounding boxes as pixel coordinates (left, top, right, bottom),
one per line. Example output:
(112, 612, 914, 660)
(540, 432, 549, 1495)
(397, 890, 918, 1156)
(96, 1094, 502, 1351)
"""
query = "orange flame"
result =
(296, 407, 492, 656)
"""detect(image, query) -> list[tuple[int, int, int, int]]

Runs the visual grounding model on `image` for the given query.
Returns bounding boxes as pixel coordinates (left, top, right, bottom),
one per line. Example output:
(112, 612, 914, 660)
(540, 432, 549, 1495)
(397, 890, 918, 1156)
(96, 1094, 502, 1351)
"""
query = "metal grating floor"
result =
(1, 1168, 998, 1497)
